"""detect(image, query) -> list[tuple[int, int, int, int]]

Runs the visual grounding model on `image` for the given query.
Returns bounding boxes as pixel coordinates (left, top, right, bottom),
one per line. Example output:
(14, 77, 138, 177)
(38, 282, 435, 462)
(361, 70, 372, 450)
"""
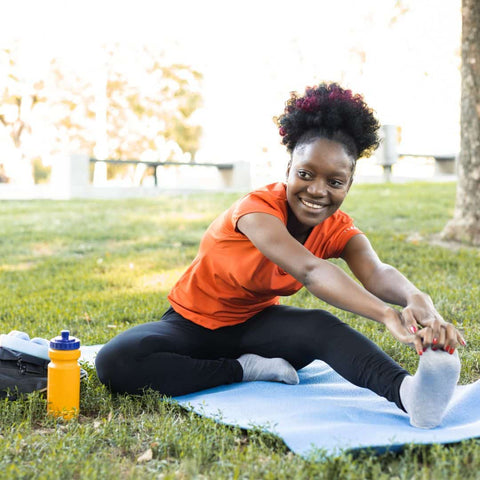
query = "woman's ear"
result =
(347, 175, 354, 192)
(347, 159, 356, 190)
(285, 159, 292, 181)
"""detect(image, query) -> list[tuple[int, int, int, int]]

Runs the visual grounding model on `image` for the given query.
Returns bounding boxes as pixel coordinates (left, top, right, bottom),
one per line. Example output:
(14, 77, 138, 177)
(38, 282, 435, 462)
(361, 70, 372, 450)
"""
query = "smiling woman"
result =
(285, 138, 353, 242)
(96, 82, 466, 430)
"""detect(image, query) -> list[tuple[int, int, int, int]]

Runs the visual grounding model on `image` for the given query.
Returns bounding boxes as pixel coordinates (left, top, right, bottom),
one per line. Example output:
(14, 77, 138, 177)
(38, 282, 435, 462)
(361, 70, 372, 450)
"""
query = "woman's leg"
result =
(95, 307, 243, 396)
(231, 305, 409, 410)
(234, 305, 461, 427)
(97, 303, 460, 427)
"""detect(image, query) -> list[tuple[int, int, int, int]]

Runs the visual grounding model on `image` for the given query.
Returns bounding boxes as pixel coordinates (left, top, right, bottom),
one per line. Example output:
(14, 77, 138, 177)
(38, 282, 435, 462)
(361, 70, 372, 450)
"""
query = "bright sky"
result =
(1, 0, 462, 170)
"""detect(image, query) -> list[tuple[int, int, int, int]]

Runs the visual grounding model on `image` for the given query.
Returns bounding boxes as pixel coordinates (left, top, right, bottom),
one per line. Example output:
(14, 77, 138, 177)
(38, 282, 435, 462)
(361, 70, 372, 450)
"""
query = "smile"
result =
(301, 199, 326, 210)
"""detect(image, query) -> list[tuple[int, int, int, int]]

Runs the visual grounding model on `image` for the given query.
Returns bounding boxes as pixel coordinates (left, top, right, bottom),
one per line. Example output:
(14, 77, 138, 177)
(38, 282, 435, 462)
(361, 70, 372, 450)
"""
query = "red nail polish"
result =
(410, 325, 417, 334)
(418, 350, 423, 356)
(449, 348, 455, 355)
(433, 338, 438, 345)
(432, 347, 437, 351)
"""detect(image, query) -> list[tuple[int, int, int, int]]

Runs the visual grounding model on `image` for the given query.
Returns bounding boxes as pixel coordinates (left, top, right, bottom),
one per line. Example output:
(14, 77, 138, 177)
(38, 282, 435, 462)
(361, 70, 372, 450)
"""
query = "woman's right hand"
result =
(383, 308, 426, 355)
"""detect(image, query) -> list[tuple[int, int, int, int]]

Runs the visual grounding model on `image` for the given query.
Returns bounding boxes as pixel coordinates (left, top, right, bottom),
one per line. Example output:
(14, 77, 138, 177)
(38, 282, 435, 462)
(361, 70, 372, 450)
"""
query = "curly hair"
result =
(275, 83, 380, 159)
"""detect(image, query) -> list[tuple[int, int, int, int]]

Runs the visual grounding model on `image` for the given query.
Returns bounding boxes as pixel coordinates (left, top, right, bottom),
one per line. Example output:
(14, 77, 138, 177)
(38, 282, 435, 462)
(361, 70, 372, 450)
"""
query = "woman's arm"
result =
(341, 234, 466, 350)
(237, 212, 422, 352)
(340, 234, 421, 306)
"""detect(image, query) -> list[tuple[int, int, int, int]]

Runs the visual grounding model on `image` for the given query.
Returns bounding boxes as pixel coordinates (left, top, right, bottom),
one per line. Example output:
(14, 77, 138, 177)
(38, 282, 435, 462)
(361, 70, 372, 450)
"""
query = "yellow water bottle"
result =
(47, 330, 81, 419)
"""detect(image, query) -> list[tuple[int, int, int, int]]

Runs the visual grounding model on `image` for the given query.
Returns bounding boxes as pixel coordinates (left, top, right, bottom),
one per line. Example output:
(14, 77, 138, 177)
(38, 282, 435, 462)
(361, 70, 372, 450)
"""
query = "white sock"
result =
(237, 354, 299, 385)
(399, 349, 460, 428)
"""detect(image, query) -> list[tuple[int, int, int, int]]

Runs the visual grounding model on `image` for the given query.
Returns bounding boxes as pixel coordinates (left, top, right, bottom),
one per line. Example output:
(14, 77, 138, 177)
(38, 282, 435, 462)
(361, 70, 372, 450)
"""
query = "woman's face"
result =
(286, 138, 354, 233)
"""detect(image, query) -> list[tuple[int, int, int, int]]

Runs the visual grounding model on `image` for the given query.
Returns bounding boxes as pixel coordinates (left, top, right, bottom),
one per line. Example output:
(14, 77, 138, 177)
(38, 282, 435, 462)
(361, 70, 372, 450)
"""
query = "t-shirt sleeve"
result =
(322, 213, 363, 258)
(229, 187, 361, 259)
(231, 191, 286, 231)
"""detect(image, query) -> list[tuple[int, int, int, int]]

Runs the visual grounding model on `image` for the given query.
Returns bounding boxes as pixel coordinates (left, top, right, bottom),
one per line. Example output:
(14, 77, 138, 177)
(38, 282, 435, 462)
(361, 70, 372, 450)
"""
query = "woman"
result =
(96, 83, 465, 428)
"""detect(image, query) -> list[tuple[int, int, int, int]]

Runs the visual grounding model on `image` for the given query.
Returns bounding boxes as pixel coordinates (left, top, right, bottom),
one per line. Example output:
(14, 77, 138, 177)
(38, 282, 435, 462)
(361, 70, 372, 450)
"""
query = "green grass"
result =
(1, 182, 480, 479)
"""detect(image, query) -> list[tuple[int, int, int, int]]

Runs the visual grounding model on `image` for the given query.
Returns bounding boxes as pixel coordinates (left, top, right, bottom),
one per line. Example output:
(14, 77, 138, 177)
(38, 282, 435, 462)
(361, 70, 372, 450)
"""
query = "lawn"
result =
(1, 181, 480, 479)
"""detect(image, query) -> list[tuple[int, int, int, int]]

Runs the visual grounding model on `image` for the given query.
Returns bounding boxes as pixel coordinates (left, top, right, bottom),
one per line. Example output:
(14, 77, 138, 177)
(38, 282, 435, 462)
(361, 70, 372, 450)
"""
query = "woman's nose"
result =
(307, 179, 327, 196)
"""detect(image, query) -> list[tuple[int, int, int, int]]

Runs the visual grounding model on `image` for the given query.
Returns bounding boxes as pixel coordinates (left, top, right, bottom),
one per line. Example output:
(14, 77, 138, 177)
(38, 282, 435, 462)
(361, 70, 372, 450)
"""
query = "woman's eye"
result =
(329, 179, 343, 188)
(298, 170, 312, 179)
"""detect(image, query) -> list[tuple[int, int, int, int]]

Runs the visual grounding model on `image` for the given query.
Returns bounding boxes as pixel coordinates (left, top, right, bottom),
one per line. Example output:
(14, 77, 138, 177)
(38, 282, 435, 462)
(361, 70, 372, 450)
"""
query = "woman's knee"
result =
(95, 339, 131, 391)
(95, 329, 151, 388)
(95, 325, 180, 392)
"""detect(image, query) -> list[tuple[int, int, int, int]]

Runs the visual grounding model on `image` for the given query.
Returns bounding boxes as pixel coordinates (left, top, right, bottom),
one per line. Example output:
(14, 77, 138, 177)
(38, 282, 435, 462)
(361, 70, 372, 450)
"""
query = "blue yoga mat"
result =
(81, 346, 480, 458)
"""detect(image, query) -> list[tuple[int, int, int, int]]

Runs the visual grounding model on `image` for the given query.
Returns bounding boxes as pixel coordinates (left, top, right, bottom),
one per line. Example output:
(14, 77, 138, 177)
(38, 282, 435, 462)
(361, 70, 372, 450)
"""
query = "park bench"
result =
(377, 125, 457, 179)
(89, 158, 235, 187)
(397, 153, 457, 175)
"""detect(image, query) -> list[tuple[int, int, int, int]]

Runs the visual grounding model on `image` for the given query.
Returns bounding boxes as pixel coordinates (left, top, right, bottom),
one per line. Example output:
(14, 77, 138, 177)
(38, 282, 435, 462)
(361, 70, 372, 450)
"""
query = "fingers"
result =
(383, 310, 421, 350)
(443, 324, 467, 354)
(420, 313, 455, 350)
(401, 304, 467, 356)
(390, 308, 466, 357)
(433, 325, 446, 351)
(417, 323, 466, 355)
(411, 334, 424, 356)
(404, 326, 432, 356)
(457, 330, 467, 347)
(418, 326, 433, 352)
(427, 315, 445, 347)
(401, 308, 419, 335)
(442, 323, 455, 354)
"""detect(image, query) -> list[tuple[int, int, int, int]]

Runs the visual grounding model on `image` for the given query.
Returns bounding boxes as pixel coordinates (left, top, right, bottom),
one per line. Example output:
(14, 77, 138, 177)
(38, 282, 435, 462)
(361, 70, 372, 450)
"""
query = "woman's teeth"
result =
(301, 199, 324, 209)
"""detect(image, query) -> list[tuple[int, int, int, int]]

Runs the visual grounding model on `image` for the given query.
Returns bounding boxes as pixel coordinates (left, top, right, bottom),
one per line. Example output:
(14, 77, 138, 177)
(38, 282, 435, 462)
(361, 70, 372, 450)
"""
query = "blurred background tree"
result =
(0, 43, 203, 184)
(0, 46, 46, 184)
(442, 0, 480, 245)
(99, 44, 203, 162)
(47, 58, 97, 157)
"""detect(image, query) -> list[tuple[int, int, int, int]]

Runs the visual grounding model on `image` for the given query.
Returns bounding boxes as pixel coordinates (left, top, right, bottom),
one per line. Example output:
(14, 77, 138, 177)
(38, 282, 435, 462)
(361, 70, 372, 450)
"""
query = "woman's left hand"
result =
(400, 292, 466, 352)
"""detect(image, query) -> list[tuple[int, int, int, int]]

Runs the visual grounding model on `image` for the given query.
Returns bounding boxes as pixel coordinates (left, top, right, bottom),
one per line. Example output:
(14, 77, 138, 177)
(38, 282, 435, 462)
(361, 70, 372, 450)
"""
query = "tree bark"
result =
(442, 0, 480, 245)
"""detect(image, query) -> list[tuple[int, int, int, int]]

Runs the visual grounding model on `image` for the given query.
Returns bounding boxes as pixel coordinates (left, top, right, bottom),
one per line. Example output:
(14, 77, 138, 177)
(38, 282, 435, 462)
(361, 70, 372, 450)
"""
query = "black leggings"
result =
(95, 305, 409, 410)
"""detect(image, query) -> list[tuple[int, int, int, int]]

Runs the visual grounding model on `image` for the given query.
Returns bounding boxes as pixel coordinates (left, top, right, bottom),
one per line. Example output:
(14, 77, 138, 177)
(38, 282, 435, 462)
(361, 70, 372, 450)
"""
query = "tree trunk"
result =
(442, 0, 480, 245)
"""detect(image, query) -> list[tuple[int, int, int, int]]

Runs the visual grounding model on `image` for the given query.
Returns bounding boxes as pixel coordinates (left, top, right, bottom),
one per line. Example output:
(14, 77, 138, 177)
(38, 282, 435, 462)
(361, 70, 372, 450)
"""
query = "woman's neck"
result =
(286, 205, 312, 244)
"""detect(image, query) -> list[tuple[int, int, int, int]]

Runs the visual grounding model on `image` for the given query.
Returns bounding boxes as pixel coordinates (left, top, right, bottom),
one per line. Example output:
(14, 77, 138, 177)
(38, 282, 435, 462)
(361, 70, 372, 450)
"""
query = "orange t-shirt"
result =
(168, 182, 362, 329)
